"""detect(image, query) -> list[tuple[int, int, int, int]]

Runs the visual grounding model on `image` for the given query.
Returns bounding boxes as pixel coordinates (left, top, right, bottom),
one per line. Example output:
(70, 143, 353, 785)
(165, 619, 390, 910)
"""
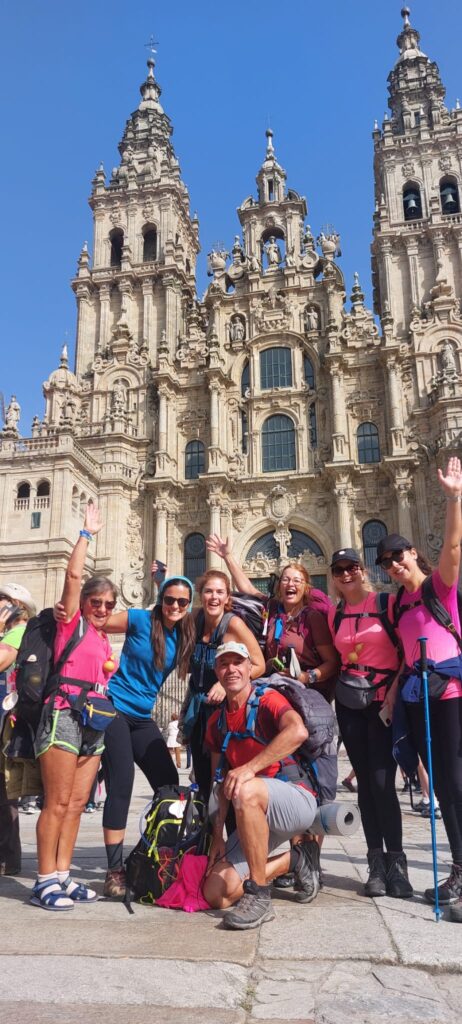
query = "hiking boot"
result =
(420, 803, 442, 820)
(272, 872, 294, 889)
(364, 849, 387, 897)
(223, 879, 275, 930)
(103, 867, 126, 899)
(293, 838, 320, 903)
(385, 852, 413, 899)
(449, 898, 462, 923)
(424, 863, 462, 905)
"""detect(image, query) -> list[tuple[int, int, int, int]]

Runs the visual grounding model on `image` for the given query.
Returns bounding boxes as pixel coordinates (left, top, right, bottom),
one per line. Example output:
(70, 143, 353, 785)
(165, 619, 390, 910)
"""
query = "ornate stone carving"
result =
(252, 288, 292, 334)
(401, 161, 416, 178)
(264, 485, 296, 525)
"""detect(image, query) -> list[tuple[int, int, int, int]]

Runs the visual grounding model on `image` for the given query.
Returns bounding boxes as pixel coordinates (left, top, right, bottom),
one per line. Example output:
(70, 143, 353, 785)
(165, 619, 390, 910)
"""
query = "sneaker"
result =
(420, 804, 442, 820)
(223, 879, 275, 930)
(21, 802, 36, 815)
(424, 863, 462, 905)
(342, 777, 357, 793)
(103, 867, 127, 899)
(292, 839, 321, 903)
(364, 849, 387, 897)
(84, 802, 96, 814)
(385, 852, 413, 899)
(272, 872, 294, 889)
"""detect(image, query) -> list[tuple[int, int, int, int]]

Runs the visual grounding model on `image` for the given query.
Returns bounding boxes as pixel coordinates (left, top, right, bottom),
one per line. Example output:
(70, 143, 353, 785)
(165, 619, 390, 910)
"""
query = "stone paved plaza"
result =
(1, 753, 462, 1024)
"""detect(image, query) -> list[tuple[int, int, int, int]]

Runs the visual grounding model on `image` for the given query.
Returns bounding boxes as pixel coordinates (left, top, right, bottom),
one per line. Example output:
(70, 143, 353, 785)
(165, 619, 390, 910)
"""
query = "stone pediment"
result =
(251, 287, 293, 335)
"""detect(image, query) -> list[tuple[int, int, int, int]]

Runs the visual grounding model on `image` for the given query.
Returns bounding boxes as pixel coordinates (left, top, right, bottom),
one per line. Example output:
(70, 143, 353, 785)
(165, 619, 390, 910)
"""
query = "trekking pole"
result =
(419, 637, 441, 923)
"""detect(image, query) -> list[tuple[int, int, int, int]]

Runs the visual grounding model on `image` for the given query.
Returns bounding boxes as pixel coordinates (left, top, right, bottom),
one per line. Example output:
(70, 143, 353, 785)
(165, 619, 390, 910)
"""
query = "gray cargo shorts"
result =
(35, 706, 105, 758)
(225, 777, 317, 880)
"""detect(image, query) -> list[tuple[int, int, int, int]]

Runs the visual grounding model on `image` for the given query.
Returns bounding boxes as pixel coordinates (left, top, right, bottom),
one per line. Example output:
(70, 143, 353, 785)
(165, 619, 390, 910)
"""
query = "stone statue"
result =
(112, 380, 126, 414)
(230, 317, 245, 343)
(265, 236, 281, 267)
(305, 306, 319, 332)
(4, 395, 21, 432)
(441, 340, 457, 374)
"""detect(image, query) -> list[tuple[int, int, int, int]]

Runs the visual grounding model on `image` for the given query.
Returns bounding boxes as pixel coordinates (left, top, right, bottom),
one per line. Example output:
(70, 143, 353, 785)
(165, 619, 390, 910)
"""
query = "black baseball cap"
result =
(375, 533, 412, 565)
(330, 548, 363, 568)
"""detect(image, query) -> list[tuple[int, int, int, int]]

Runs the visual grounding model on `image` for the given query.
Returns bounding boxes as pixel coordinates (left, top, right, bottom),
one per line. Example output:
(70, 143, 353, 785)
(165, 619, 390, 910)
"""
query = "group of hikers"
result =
(1, 457, 462, 929)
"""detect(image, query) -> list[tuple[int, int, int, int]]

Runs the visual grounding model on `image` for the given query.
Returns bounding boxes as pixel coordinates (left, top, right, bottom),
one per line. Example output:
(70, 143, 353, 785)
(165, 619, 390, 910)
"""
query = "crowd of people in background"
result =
(1, 458, 462, 926)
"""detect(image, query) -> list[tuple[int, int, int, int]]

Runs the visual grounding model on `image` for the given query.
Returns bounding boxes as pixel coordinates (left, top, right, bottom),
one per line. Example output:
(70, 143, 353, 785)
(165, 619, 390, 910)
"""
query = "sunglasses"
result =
(89, 598, 116, 611)
(332, 564, 361, 578)
(163, 595, 190, 608)
(379, 549, 407, 570)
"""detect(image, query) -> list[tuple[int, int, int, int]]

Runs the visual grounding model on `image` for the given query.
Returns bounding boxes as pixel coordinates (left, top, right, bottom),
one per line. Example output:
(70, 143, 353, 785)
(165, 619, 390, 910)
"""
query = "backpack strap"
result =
(214, 684, 267, 782)
(375, 592, 401, 652)
(421, 576, 462, 650)
(44, 616, 89, 703)
(332, 599, 346, 635)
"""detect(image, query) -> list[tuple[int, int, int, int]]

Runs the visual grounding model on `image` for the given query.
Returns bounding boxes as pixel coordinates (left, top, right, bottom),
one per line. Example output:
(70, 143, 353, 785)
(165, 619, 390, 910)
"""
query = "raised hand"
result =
(206, 534, 230, 559)
(438, 457, 462, 498)
(83, 502, 103, 535)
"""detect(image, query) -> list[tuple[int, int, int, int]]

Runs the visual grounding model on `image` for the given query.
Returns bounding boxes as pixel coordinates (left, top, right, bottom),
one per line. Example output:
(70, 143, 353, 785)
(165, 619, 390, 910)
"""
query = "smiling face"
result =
(200, 575, 230, 620)
(277, 566, 309, 612)
(214, 652, 252, 703)
(379, 547, 419, 588)
(331, 561, 366, 601)
(81, 589, 117, 631)
(161, 583, 191, 630)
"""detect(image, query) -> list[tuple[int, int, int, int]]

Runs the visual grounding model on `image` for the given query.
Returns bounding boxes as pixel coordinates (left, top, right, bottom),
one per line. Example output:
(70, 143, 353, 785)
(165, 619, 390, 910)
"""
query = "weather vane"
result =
(145, 35, 158, 58)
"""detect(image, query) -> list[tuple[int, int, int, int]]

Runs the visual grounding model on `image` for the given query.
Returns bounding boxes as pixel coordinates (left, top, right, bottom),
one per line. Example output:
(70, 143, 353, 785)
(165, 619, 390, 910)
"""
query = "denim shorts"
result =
(35, 706, 105, 758)
(225, 777, 317, 880)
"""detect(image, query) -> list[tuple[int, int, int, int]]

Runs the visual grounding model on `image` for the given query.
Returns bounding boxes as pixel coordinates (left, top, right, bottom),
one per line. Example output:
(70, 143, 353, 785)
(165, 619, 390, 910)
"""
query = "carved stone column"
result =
(209, 384, 220, 448)
(207, 492, 222, 568)
(330, 361, 346, 460)
(142, 278, 154, 352)
(334, 476, 352, 547)
(404, 238, 419, 310)
(394, 471, 414, 540)
(386, 357, 405, 453)
(98, 284, 111, 350)
(158, 386, 168, 451)
(153, 497, 169, 558)
(75, 284, 93, 375)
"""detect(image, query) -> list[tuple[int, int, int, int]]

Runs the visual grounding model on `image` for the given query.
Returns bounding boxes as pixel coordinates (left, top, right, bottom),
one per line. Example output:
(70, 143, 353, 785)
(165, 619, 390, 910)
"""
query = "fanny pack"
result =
(336, 666, 395, 711)
(65, 690, 117, 732)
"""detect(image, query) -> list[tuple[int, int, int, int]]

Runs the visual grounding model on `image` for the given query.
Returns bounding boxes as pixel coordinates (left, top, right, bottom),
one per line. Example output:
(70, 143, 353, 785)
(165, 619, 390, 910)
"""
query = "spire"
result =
(60, 344, 69, 367)
(138, 57, 164, 114)
(386, 7, 446, 133)
(256, 128, 286, 204)
(112, 52, 176, 182)
(396, 7, 426, 62)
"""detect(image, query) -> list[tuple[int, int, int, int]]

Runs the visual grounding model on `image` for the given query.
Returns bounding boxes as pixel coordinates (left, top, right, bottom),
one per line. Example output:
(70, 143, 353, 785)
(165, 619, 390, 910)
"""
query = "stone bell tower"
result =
(371, 5, 462, 551)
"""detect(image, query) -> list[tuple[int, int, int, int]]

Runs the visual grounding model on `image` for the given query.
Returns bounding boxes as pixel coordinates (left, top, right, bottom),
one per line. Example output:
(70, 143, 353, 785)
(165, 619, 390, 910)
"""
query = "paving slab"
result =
(0, 1007, 246, 1024)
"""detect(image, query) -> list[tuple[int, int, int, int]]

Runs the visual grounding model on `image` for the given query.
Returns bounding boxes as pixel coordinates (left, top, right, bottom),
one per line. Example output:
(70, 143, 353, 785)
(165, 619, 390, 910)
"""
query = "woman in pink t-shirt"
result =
(32, 504, 118, 911)
(328, 548, 412, 901)
(376, 456, 462, 921)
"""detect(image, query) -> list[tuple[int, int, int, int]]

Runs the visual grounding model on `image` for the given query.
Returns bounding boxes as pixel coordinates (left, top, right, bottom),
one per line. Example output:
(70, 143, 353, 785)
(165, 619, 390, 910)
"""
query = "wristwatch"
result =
(306, 669, 317, 686)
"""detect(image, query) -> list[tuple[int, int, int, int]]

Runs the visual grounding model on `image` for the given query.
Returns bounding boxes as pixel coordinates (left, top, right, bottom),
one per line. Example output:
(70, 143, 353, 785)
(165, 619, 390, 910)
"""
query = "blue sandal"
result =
(30, 878, 74, 911)
(62, 877, 98, 903)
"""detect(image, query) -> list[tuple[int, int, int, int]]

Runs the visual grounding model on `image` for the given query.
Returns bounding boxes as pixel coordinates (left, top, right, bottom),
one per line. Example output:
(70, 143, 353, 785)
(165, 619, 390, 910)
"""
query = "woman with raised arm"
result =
(327, 547, 412, 900)
(100, 574, 196, 898)
(182, 569, 266, 805)
(206, 535, 338, 702)
(32, 504, 118, 911)
(377, 456, 462, 921)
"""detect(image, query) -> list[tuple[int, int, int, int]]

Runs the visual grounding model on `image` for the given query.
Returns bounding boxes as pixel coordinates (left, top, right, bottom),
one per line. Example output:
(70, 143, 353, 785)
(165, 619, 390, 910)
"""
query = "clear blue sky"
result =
(1, 1, 462, 432)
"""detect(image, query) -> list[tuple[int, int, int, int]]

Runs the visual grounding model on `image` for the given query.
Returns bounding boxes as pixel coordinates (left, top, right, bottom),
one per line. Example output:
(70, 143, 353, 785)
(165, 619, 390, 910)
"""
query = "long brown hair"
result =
(150, 581, 196, 679)
(195, 570, 233, 612)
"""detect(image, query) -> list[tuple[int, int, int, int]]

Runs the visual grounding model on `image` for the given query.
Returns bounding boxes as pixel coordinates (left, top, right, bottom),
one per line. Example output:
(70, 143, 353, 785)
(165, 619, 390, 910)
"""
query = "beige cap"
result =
(0, 583, 36, 616)
(215, 641, 251, 661)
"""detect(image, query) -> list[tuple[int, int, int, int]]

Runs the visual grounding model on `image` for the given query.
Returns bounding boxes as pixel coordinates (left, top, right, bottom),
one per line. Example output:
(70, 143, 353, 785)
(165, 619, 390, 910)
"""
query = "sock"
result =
(57, 870, 70, 884)
(106, 841, 124, 870)
(35, 873, 73, 906)
(38, 872, 59, 884)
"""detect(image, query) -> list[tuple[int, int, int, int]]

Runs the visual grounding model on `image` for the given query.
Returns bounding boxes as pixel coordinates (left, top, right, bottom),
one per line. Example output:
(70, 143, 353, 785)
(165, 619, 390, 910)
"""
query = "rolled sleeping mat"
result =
(310, 801, 360, 837)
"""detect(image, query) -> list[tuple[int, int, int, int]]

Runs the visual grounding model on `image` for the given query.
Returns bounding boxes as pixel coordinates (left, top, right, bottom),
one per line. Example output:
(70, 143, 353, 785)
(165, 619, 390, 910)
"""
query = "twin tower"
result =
(1, 8, 462, 607)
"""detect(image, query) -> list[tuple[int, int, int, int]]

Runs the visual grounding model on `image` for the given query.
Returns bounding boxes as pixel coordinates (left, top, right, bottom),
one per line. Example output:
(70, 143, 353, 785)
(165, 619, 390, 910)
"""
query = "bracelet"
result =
(80, 529, 93, 541)
(447, 495, 462, 503)
(305, 669, 317, 686)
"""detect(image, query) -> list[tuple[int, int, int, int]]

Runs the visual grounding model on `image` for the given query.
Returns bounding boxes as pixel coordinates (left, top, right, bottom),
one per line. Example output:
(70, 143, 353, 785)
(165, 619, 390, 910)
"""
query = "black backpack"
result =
(124, 784, 209, 910)
(394, 576, 462, 650)
(14, 609, 88, 732)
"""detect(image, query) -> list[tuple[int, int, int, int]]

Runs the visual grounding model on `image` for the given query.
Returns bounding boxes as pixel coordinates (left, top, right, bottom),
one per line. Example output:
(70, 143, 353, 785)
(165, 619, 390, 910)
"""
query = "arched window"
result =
(362, 520, 388, 584)
(309, 403, 317, 447)
(110, 229, 123, 267)
(287, 530, 323, 559)
(262, 414, 296, 473)
(36, 480, 50, 497)
(184, 533, 206, 581)
(245, 529, 327, 593)
(304, 355, 315, 390)
(246, 532, 280, 561)
(72, 486, 79, 514)
(260, 348, 292, 390)
(143, 226, 157, 262)
(241, 360, 250, 397)
(403, 183, 423, 221)
(241, 411, 248, 455)
(357, 422, 381, 464)
(185, 440, 205, 480)
(440, 177, 460, 215)
(80, 492, 87, 516)
(17, 482, 30, 499)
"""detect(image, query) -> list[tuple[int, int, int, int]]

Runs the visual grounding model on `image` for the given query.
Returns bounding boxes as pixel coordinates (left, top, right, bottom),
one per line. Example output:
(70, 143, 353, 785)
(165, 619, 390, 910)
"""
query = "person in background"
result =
(0, 584, 37, 875)
(166, 713, 182, 769)
(377, 456, 462, 922)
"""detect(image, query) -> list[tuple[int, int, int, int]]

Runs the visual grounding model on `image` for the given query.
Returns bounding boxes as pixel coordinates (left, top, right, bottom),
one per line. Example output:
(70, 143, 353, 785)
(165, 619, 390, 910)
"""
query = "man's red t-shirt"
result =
(205, 688, 292, 778)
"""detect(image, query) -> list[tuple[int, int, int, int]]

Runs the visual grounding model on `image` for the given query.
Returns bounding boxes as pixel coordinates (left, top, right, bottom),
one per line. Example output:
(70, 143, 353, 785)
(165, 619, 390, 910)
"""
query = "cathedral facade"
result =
(1, 9, 462, 609)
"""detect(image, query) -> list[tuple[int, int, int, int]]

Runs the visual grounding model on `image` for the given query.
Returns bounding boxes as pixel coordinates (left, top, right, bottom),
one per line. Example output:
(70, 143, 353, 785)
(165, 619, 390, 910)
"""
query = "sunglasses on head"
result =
(332, 563, 361, 578)
(379, 549, 407, 570)
(89, 598, 116, 611)
(163, 595, 190, 608)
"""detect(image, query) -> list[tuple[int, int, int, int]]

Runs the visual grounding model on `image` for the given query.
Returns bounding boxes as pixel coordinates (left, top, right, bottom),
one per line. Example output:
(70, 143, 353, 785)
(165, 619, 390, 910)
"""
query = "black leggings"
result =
(102, 711, 178, 830)
(406, 697, 462, 865)
(336, 700, 403, 853)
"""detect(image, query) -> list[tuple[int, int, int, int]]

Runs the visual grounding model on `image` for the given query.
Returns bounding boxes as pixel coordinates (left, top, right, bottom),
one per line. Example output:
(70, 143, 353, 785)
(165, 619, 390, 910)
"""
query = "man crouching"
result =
(202, 641, 320, 930)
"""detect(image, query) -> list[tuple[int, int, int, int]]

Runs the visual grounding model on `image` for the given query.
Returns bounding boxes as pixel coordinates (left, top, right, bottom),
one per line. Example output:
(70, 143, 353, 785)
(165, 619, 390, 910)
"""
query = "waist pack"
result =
(335, 668, 395, 710)
(66, 690, 116, 732)
(125, 784, 209, 909)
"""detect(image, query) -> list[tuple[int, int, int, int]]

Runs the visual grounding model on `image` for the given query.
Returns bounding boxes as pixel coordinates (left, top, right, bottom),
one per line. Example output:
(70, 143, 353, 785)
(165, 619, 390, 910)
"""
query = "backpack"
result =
(13, 608, 88, 732)
(230, 592, 267, 648)
(215, 675, 337, 804)
(394, 576, 462, 651)
(124, 784, 209, 910)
